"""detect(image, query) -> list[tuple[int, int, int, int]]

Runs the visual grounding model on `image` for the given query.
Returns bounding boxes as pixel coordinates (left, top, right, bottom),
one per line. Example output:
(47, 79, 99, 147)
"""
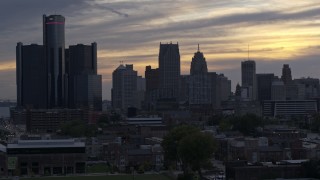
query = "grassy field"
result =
(20, 174, 172, 180)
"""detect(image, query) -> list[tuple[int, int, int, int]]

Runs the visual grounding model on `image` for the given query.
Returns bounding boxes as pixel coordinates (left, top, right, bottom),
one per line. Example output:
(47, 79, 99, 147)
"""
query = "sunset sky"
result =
(0, 0, 319, 100)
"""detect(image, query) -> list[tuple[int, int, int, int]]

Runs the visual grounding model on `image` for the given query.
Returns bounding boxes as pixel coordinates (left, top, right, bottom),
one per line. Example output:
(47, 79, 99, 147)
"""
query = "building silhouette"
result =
(16, 43, 47, 109)
(112, 64, 137, 110)
(281, 64, 292, 85)
(189, 45, 211, 105)
(257, 73, 274, 102)
(15, 15, 102, 132)
(66, 43, 102, 111)
(241, 60, 257, 100)
(43, 15, 67, 108)
(145, 66, 159, 110)
(158, 42, 180, 100)
(190, 44, 208, 75)
(271, 78, 286, 100)
(294, 77, 320, 99)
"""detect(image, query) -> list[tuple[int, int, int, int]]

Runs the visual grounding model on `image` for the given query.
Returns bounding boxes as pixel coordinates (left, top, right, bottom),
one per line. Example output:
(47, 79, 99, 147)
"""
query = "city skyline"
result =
(0, 0, 320, 100)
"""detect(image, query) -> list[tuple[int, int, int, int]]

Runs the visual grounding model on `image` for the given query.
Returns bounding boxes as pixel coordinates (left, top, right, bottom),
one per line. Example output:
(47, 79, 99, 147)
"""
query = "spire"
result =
(198, 44, 200, 52)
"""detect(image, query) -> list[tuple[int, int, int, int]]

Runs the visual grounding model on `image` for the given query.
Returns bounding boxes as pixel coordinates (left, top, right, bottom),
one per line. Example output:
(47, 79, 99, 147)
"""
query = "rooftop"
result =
(7, 139, 85, 149)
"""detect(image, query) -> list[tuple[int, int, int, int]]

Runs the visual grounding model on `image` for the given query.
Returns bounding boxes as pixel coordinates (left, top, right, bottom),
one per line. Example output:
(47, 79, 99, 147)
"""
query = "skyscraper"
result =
(281, 64, 292, 85)
(16, 43, 47, 109)
(145, 66, 159, 110)
(16, 14, 102, 111)
(112, 64, 137, 110)
(189, 45, 210, 105)
(66, 43, 102, 111)
(158, 42, 180, 99)
(241, 60, 257, 100)
(43, 14, 67, 108)
(190, 44, 208, 75)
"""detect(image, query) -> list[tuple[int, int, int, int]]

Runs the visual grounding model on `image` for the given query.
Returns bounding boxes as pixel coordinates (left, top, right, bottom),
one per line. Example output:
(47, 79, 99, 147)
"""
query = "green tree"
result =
(162, 125, 216, 178)
(230, 114, 263, 135)
(162, 125, 200, 163)
(178, 132, 216, 178)
(60, 120, 97, 137)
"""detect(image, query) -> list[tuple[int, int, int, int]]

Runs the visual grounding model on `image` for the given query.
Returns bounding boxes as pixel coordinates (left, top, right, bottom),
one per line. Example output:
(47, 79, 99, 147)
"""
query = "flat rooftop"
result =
(7, 139, 85, 149)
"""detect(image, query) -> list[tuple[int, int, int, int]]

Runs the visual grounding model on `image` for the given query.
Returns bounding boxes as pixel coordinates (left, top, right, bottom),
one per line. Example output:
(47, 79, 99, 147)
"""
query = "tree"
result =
(217, 114, 263, 135)
(162, 125, 216, 179)
(60, 120, 97, 137)
(178, 132, 216, 178)
(162, 125, 200, 166)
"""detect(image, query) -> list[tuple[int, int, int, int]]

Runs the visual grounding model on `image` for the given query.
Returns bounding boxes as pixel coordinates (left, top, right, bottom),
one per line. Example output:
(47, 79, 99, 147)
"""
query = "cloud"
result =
(0, 0, 320, 100)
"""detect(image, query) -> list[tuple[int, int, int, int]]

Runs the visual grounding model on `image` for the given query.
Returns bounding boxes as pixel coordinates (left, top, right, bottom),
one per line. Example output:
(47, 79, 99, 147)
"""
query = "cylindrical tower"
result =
(43, 14, 66, 108)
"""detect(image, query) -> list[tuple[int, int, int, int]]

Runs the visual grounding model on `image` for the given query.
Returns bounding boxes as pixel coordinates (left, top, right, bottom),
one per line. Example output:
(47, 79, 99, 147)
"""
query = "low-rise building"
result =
(6, 139, 86, 176)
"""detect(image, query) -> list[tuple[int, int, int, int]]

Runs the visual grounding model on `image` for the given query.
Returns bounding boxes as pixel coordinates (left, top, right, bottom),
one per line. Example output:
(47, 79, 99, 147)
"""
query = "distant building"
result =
(281, 64, 292, 85)
(25, 109, 85, 133)
(145, 66, 159, 110)
(263, 100, 318, 118)
(6, 139, 86, 176)
(43, 14, 67, 108)
(158, 42, 180, 100)
(226, 160, 306, 180)
(0, 144, 6, 177)
(126, 116, 162, 125)
(134, 76, 146, 109)
(16, 14, 103, 124)
(257, 73, 274, 102)
(209, 73, 231, 108)
(112, 64, 137, 110)
(66, 43, 102, 111)
(179, 75, 190, 103)
(285, 83, 305, 100)
(16, 43, 47, 109)
(189, 45, 211, 105)
(294, 77, 320, 99)
(271, 79, 286, 100)
(218, 74, 232, 103)
(190, 44, 208, 75)
(241, 60, 257, 100)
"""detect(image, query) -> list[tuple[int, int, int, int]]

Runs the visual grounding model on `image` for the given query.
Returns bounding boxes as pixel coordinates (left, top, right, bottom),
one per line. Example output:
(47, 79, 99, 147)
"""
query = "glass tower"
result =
(43, 14, 66, 108)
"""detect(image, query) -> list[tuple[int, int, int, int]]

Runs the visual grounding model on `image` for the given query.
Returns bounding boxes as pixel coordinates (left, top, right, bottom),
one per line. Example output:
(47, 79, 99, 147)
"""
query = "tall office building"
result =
(190, 44, 208, 75)
(189, 45, 210, 105)
(16, 43, 47, 109)
(241, 60, 257, 100)
(43, 14, 67, 108)
(145, 66, 159, 110)
(134, 76, 146, 109)
(15, 14, 103, 132)
(257, 74, 274, 102)
(66, 43, 102, 111)
(281, 64, 292, 85)
(158, 42, 180, 99)
(16, 15, 102, 111)
(112, 64, 137, 110)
